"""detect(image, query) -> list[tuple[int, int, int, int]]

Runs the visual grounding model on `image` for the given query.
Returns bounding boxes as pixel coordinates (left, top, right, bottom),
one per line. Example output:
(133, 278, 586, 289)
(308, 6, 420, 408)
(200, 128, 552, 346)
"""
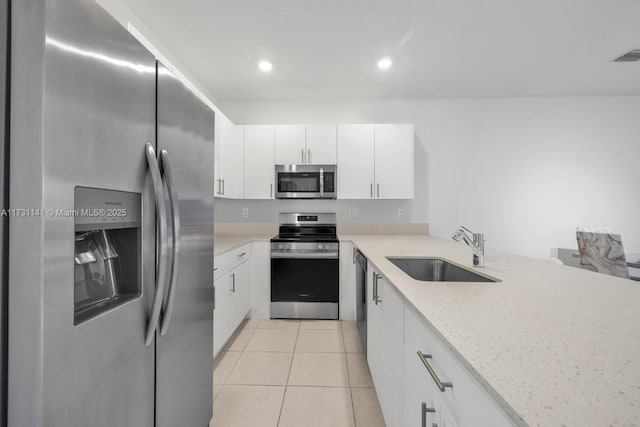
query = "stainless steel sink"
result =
(386, 257, 499, 282)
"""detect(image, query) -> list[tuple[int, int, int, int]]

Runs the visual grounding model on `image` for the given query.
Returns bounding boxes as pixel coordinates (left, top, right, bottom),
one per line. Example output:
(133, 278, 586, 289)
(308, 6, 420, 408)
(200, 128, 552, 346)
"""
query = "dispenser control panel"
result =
(74, 186, 141, 231)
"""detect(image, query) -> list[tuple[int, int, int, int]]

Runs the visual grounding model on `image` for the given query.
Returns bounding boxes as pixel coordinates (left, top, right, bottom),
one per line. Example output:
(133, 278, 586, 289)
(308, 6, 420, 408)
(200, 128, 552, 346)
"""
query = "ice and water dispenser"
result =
(74, 187, 141, 324)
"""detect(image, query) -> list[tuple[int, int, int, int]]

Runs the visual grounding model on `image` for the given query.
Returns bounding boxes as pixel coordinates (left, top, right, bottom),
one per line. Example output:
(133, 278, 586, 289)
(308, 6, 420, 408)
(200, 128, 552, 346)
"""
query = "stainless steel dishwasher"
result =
(354, 249, 368, 353)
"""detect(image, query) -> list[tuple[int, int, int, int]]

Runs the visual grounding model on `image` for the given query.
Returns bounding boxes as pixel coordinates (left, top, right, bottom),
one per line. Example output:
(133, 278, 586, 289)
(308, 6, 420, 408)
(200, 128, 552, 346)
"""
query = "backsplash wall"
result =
(215, 198, 416, 224)
(218, 96, 640, 259)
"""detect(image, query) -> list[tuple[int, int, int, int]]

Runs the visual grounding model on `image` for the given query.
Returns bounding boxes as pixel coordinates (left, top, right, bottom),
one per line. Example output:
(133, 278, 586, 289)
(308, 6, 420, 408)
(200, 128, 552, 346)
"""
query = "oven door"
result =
(271, 255, 339, 302)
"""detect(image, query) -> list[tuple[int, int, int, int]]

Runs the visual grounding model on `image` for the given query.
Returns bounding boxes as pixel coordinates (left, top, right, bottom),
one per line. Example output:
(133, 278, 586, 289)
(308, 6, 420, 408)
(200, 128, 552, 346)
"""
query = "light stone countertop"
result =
(346, 235, 640, 427)
(214, 233, 273, 256)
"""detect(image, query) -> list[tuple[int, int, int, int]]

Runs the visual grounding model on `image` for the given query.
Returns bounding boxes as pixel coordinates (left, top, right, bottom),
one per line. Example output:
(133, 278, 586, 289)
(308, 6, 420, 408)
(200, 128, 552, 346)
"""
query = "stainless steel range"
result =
(271, 213, 339, 319)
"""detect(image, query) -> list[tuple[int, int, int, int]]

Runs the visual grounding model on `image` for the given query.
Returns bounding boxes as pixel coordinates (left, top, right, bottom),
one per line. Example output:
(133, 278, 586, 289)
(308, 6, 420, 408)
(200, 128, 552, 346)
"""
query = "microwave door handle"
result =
(320, 168, 324, 198)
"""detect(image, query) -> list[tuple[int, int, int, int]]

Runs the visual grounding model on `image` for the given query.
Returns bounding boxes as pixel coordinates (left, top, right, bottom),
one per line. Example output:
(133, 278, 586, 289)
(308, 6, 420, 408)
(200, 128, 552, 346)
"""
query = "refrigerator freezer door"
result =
(155, 62, 214, 427)
(9, 0, 156, 426)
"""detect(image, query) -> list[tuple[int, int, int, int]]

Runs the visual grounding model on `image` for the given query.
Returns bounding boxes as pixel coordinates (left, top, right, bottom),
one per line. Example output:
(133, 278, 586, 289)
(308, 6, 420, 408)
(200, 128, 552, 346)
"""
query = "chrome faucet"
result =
(452, 226, 485, 268)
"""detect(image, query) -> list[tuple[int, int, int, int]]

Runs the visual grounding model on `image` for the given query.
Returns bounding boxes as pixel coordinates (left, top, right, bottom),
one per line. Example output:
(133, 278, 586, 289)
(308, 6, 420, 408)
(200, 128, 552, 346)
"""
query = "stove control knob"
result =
(278, 244, 285, 249)
(317, 244, 325, 250)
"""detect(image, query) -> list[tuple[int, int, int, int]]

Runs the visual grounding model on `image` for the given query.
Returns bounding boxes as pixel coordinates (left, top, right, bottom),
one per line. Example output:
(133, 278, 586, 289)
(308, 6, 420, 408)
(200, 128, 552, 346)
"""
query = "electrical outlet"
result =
(397, 208, 403, 218)
(242, 207, 249, 219)
(348, 208, 359, 218)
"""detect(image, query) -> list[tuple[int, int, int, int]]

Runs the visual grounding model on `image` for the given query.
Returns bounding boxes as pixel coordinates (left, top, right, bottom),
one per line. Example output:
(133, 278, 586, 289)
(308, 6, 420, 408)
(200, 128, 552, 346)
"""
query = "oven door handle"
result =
(271, 251, 339, 259)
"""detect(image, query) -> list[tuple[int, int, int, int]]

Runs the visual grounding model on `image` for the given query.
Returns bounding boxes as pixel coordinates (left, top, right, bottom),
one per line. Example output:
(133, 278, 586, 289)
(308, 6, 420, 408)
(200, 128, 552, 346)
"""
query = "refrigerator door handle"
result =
(159, 149, 181, 336)
(144, 143, 170, 346)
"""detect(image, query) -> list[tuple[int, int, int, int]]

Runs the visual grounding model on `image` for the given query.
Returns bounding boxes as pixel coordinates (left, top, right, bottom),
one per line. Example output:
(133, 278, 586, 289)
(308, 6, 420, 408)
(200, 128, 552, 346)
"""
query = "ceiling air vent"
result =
(613, 49, 640, 62)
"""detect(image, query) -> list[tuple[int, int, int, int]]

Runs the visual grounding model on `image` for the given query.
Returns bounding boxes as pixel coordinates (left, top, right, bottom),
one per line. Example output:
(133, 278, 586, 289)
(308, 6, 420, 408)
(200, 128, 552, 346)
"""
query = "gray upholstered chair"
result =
(576, 230, 630, 279)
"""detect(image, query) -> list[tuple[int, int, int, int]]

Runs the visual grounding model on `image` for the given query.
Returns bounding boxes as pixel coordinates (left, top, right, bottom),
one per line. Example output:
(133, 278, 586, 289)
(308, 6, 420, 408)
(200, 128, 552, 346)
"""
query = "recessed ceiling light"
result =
(377, 57, 392, 70)
(258, 60, 273, 72)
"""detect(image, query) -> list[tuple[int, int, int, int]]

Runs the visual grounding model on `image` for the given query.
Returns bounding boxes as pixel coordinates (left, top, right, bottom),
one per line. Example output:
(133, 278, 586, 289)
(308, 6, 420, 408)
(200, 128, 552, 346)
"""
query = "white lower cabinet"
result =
(366, 267, 404, 427)
(363, 257, 517, 427)
(439, 407, 459, 427)
(248, 241, 270, 319)
(228, 260, 250, 330)
(403, 305, 515, 427)
(213, 244, 251, 357)
(339, 241, 356, 320)
(404, 305, 456, 427)
(213, 268, 230, 357)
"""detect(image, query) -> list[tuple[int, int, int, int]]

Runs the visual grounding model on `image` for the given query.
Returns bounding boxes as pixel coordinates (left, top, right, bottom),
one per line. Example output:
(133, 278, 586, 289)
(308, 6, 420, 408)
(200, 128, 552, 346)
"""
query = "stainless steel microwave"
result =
(275, 164, 337, 199)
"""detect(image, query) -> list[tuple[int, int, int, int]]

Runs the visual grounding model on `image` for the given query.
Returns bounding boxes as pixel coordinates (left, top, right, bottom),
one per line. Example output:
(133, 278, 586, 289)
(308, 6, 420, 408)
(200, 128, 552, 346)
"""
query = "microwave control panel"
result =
(323, 173, 335, 192)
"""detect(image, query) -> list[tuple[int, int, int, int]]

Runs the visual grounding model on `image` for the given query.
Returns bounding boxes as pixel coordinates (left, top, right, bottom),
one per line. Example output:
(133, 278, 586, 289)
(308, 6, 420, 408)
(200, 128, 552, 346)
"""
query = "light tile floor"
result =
(211, 320, 386, 427)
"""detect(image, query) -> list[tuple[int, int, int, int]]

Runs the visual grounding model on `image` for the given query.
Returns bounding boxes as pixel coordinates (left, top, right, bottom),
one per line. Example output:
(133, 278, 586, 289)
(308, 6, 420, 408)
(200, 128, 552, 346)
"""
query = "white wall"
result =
(219, 97, 640, 258)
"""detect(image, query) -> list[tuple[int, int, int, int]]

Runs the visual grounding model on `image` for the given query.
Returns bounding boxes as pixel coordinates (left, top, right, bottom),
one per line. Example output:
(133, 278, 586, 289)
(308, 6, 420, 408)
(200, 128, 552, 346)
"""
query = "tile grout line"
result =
(343, 326, 358, 427)
(276, 324, 300, 427)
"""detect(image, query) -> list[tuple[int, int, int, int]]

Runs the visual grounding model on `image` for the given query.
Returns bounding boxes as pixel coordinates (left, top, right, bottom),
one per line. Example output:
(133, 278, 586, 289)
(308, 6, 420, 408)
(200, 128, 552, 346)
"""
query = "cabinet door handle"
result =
(417, 352, 453, 392)
(301, 149, 305, 163)
(377, 183, 380, 198)
(308, 148, 311, 164)
(270, 183, 273, 198)
(352, 247, 356, 264)
(221, 179, 225, 195)
(370, 183, 373, 198)
(230, 273, 236, 293)
(422, 402, 436, 427)
(372, 271, 377, 302)
(374, 273, 382, 305)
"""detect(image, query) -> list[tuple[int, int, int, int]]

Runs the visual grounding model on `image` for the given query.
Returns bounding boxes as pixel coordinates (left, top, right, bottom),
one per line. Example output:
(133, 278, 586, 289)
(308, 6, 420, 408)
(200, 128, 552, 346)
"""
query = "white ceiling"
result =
(122, 0, 640, 101)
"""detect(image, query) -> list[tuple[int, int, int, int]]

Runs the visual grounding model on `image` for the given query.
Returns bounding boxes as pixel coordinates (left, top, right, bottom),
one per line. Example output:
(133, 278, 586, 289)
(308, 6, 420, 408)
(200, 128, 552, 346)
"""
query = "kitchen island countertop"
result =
(344, 234, 640, 427)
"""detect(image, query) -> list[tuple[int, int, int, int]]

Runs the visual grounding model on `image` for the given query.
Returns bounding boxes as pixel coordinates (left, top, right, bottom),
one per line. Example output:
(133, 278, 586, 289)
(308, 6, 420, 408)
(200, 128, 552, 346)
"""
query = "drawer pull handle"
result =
(421, 402, 435, 427)
(417, 351, 453, 392)
(237, 252, 247, 258)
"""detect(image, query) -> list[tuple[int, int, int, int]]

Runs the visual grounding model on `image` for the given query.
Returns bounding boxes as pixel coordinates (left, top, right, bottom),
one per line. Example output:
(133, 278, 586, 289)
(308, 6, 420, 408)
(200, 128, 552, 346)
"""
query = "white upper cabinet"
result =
(275, 125, 306, 164)
(337, 124, 375, 199)
(337, 123, 414, 200)
(214, 107, 221, 190)
(217, 114, 244, 199)
(275, 124, 337, 165)
(216, 118, 413, 200)
(374, 124, 414, 199)
(244, 125, 275, 199)
(305, 125, 337, 164)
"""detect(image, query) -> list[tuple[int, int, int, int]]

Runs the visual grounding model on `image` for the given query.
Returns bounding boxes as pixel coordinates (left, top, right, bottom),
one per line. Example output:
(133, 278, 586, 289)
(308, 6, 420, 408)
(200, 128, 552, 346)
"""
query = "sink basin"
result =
(386, 257, 499, 282)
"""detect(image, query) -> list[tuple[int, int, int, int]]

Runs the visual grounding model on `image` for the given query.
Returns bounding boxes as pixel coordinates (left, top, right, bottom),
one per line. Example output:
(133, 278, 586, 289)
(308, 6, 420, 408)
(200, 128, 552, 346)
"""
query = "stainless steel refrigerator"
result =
(4, 1, 214, 426)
